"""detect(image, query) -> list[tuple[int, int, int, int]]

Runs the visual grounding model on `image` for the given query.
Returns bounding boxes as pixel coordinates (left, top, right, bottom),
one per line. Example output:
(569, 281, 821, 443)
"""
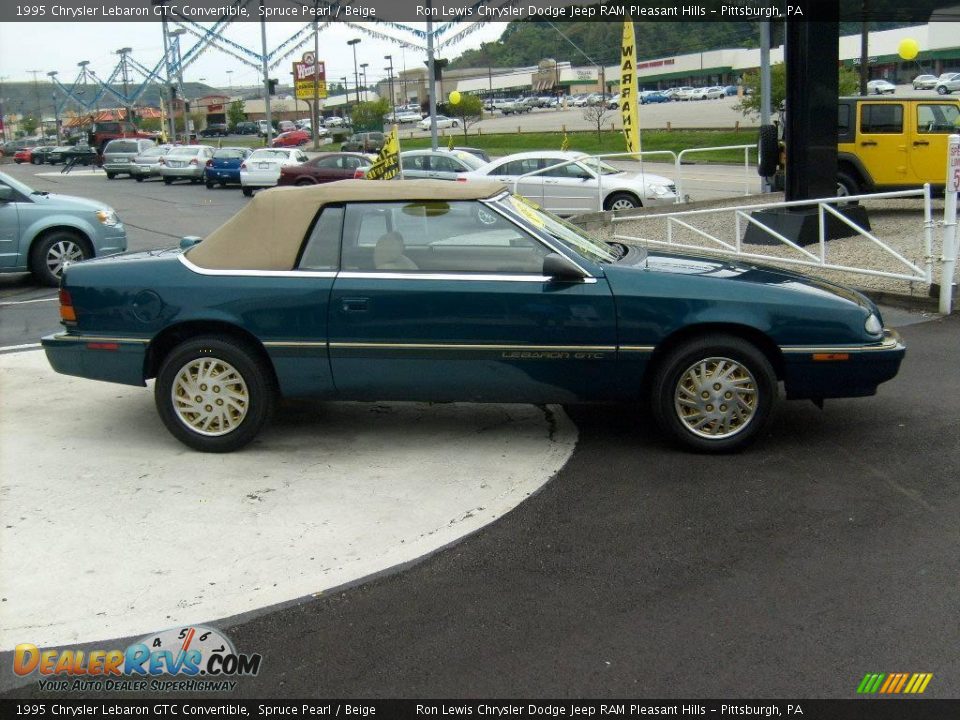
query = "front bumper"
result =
(42, 332, 148, 387)
(781, 329, 906, 400)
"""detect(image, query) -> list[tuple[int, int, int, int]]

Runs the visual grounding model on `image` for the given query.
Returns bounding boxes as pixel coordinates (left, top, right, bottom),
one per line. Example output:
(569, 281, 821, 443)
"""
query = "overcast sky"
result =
(0, 21, 506, 91)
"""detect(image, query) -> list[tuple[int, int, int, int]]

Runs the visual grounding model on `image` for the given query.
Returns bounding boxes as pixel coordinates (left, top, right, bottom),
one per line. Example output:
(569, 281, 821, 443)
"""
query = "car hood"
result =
(606, 249, 875, 311)
(30, 193, 112, 213)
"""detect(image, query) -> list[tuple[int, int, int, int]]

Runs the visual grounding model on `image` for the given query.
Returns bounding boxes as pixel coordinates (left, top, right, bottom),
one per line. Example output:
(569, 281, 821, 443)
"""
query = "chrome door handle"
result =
(341, 297, 369, 312)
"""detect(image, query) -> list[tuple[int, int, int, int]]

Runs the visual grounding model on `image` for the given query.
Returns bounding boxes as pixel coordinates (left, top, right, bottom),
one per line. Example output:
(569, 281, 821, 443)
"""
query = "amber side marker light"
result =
(86, 342, 119, 351)
(58, 289, 76, 323)
(812, 353, 850, 361)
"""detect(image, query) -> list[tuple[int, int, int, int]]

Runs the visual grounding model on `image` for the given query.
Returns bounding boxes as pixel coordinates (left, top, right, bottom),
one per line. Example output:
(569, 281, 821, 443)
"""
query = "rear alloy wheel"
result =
(604, 192, 640, 212)
(155, 336, 275, 453)
(937, 85, 948, 95)
(30, 230, 89, 287)
(836, 171, 861, 199)
(651, 335, 776, 452)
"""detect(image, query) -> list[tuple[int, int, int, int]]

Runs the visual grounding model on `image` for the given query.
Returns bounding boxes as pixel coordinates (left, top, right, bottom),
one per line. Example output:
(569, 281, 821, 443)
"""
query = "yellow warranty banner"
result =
(620, 19, 640, 154)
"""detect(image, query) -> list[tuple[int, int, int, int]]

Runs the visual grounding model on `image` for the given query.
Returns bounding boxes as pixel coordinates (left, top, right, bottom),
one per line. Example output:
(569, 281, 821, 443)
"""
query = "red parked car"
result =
(13, 147, 34, 163)
(277, 152, 374, 186)
(271, 130, 311, 148)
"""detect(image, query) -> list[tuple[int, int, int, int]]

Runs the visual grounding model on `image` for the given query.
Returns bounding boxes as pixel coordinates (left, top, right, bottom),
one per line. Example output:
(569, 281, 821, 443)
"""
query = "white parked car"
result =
(935, 72, 960, 95)
(606, 93, 621, 109)
(912, 74, 938, 89)
(240, 148, 308, 196)
(419, 115, 460, 130)
(323, 116, 345, 127)
(673, 87, 697, 101)
(394, 110, 424, 124)
(866, 79, 896, 95)
(398, 149, 485, 180)
(700, 86, 726, 100)
(464, 151, 678, 216)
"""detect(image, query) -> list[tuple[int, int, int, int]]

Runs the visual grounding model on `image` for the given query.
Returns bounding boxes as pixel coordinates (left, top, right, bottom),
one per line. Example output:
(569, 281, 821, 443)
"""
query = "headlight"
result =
(864, 313, 883, 336)
(646, 183, 674, 197)
(96, 209, 119, 226)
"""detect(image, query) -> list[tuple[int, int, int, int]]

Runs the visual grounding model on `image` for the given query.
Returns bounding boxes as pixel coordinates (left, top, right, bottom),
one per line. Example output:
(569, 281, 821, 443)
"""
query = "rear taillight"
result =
(353, 169, 365, 179)
(240, 162, 247, 170)
(59, 289, 76, 323)
(190, 158, 198, 166)
(205, 159, 213, 167)
(158, 158, 165, 165)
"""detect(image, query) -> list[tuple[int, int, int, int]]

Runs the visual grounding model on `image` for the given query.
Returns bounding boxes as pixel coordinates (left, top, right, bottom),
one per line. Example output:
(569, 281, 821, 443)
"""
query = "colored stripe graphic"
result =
(857, 672, 932, 694)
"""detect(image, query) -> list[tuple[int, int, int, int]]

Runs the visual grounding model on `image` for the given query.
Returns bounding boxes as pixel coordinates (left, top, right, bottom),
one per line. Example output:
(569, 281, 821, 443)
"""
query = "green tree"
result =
(227, 99, 246, 130)
(446, 94, 483, 140)
(736, 62, 864, 122)
(351, 97, 390, 132)
(22, 116, 38, 136)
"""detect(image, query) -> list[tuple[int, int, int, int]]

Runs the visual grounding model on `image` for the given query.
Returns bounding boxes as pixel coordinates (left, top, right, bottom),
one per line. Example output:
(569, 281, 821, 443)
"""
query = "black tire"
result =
(757, 124, 779, 177)
(936, 85, 948, 95)
(242, 187, 254, 197)
(106, 172, 115, 179)
(135, 176, 144, 182)
(295, 178, 315, 186)
(452, 120, 459, 127)
(837, 170, 860, 198)
(163, 177, 173, 185)
(205, 180, 215, 189)
(155, 336, 276, 453)
(603, 192, 641, 212)
(650, 334, 776, 453)
(29, 229, 90, 287)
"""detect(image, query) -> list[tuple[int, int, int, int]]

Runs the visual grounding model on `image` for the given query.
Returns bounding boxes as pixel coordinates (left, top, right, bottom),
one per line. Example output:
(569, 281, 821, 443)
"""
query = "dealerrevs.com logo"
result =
(14, 625, 262, 693)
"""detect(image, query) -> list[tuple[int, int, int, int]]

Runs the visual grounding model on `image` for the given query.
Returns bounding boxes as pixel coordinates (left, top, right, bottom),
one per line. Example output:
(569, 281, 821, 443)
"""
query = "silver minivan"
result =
(102, 138, 156, 179)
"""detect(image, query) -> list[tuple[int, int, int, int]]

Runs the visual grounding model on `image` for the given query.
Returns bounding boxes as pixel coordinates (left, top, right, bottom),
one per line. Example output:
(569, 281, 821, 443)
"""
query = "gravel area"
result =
(580, 192, 956, 306)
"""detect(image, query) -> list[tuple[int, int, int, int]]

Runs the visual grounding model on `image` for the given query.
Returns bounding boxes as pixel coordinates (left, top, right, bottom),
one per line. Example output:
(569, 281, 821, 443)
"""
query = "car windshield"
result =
(106, 140, 140, 153)
(214, 149, 247, 159)
(576, 157, 622, 176)
(496, 193, 618, 264)
(450, 151, 485, 170)
(169, 147, 201, 157)
(0, 170, 37, 196)
(141, 147, 170, 158)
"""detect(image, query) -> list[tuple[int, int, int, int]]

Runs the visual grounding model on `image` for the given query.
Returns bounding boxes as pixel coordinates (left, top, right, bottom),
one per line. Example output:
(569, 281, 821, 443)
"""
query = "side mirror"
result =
(0, 186, 13, 202)
(179, 236, 202, 250)
(542, 252, 586, 282)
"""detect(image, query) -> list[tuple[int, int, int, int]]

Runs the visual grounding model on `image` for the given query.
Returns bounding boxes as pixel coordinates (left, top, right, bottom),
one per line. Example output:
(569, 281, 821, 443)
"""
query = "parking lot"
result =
(1, 152, 959, 698)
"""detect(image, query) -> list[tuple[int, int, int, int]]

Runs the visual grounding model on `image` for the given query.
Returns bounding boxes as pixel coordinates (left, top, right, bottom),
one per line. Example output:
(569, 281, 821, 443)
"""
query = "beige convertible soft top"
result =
(186, 179, 508, 271)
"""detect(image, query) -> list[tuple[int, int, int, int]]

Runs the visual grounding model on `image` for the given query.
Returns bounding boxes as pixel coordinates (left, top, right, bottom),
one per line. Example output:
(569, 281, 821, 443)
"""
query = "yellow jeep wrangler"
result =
(763, 96, 960, 196)
(837, 96, 959, 195)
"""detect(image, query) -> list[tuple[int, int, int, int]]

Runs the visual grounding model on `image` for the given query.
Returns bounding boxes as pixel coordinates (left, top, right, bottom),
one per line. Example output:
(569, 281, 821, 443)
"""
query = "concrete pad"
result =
(0, 351, 576, 650)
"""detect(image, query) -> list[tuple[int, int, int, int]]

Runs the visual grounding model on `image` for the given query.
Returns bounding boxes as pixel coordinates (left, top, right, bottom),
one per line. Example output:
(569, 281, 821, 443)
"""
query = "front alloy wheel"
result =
(30, 231, 88, 287)
(156, 336, 275, 452)
(651, 335, 776, 452)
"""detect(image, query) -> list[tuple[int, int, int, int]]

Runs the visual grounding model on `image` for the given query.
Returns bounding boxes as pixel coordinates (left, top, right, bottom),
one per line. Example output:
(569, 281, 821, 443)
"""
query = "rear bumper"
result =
(781, 329, 906, 400)
(42, 332, 148, 387)
(206, 168, 241, 182)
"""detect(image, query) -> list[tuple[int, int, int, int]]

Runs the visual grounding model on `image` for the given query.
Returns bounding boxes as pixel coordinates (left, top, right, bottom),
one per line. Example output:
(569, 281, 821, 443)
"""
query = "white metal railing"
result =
(508, 145, 756, 211)
(611, 186, 935, 285)
(676, 144, 756, 200)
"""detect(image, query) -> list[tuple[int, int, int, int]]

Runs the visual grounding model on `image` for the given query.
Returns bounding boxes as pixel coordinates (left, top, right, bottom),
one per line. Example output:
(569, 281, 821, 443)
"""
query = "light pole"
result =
(226, 70, 233, 92)
(47, 71, 61, 143)
(116, 47, 132, 120)
(0, 75, 7, 142)
(259, 1, 273, 145)
(385, 54, 395, 121)
(360, 63, 369, 102)
(168, 29, 187, 139)
(347, 38, 361, 104)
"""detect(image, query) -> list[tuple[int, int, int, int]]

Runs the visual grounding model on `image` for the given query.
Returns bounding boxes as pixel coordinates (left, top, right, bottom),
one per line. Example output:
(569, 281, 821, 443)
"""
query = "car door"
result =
(0, 179, 22, 268)
(486, 158, 546, 206)
(910, 102, 960, 184)
(540, 160, 598, 215)
(400, 153, 429, 179)
(856, 102, 907, 187)
(327, 200, 619, 403)
(424, 154, 464, 181)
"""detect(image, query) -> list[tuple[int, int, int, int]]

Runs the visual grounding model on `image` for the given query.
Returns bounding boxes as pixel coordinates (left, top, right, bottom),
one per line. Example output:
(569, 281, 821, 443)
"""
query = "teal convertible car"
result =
(43, 180, 904, 453)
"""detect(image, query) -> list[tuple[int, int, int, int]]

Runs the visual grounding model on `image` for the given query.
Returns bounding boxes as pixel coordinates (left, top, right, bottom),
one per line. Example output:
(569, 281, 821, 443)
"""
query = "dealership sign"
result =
(293, 52, 327, 100)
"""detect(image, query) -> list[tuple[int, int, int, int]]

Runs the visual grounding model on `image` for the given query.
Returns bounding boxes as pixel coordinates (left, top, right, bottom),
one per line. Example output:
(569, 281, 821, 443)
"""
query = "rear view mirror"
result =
(0, 186, 12, 202)
(179, 236, 202, 250)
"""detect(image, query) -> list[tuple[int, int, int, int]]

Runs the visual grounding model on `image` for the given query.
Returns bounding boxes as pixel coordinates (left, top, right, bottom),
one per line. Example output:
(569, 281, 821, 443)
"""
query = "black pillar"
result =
(784, 19, 839, 202)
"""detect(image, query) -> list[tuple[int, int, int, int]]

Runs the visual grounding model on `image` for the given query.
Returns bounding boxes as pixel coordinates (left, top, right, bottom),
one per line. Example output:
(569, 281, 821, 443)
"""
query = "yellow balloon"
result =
(449, 91, 461, 105)
(898, 38, 919, 61)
